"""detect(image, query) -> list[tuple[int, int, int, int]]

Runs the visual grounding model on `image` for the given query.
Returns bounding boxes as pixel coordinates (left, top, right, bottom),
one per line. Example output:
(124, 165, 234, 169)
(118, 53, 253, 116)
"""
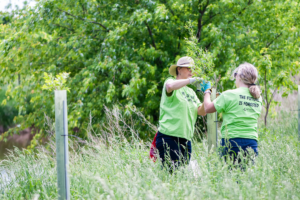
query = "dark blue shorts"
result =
(155, 131, 192, 169)
(220, 138, 258, 163)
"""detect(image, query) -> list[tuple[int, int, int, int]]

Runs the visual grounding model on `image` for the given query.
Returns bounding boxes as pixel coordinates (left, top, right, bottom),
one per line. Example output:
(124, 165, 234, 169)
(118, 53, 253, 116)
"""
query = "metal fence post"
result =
(207, 88, 217, 152)
(55, 90, 70, 200)
(298, 86, 300, 141)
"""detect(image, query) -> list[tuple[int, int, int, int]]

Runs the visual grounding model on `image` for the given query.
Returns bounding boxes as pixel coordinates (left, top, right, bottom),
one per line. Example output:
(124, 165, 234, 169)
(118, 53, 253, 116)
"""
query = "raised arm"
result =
(165, 79, 190, 94)
(204, 93, 217, 113)
(166, 77, 203, 94)
(166, 77, 202, 94)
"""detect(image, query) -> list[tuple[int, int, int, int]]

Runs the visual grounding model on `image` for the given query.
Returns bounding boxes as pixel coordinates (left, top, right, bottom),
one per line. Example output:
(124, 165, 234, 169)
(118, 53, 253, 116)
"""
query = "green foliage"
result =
(0, 0, 299, 137)
(41, 72, 70, 92)
(255, 49, 299, 125)
(185, 21, 215, 83)
(0, 88, 18, 129)
(0, 12, 12, 25)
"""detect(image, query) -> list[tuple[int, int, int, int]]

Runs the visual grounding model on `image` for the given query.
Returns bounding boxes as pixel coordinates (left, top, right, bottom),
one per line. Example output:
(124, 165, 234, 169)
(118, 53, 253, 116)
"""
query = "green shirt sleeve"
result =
(163, 77, 177, 101)
(213, 93, 227, 113)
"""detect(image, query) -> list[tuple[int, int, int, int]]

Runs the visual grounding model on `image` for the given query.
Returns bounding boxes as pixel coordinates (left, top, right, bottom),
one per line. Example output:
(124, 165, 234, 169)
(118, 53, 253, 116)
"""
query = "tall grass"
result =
(0, 107, 299, 199)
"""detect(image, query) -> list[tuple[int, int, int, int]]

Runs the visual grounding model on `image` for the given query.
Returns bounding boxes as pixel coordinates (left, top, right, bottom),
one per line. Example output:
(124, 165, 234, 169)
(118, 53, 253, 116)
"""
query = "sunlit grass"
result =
(0, 110, 299, 199)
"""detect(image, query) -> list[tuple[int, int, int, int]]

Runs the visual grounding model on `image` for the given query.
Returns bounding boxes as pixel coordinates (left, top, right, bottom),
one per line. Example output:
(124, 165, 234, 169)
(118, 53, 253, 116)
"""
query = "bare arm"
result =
(197, 104, 206, 116)
(204, 93, 217, 113)
(166, 79, 190, 94)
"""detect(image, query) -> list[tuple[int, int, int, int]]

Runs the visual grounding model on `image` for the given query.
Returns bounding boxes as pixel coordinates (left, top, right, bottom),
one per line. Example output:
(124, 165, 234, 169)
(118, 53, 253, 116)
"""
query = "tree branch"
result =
(264, 69, 269, 126)
(53, 23, 74, 32)
(196, 0, 209, 42)
(57, 8, 109, 32)
(205, 42, 211, 50)
(159, 0, 175, 16)
(202, 6, 235, 27)
(227, 0, 253, 24)
(266, 32, 283, 48)
(144, 21, 157, 49)
(237, 32, 283, 56)
(269, 87, 278, 105)
(264, 70, 268, 106)
(80, 1, 86, 16)
(202, 12, 220, 26)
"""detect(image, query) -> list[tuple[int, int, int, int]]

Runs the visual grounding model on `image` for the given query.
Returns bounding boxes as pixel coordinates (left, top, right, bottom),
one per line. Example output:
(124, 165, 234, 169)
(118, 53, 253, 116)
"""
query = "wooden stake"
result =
(207, 88, 217, 152)
(55, 90, 70, 200)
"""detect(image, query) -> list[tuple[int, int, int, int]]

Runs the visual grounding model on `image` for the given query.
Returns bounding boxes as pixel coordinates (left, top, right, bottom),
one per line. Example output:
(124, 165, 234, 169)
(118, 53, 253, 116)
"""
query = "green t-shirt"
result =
(158, 78, 202, 141)
(213, 87, 262, 140)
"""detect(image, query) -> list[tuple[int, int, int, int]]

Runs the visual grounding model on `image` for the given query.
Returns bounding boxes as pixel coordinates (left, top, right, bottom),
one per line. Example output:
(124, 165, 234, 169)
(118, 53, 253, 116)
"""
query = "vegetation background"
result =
(0, 0, 299, 149)
(1, 98, 299, 199)
(0, 0, 300, 199)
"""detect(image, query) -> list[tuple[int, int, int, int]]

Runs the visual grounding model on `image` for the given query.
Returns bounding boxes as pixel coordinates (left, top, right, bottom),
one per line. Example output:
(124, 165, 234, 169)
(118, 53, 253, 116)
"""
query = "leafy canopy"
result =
(0, 0, 299, 138)
(41, 72, 70, 92)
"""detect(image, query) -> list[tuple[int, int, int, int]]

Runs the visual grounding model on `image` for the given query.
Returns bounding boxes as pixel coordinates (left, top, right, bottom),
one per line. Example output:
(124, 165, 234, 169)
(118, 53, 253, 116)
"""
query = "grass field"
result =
(0, 105, 300, 199)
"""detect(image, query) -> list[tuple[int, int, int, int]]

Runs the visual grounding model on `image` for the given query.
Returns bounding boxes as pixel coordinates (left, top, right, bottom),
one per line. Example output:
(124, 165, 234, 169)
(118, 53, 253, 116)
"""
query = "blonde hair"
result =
(233, 62, 261, 99)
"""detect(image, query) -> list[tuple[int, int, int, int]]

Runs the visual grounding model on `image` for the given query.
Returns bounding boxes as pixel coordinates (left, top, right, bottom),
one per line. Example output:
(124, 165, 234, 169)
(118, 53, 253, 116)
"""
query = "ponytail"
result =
(234, 62, 261, 99)
(249, 85, 261, 99)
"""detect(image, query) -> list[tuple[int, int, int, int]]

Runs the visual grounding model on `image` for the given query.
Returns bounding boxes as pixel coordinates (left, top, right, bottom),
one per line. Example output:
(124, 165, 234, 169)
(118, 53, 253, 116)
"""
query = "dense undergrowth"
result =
(0, 88, 18, 130)
(0, 109, 299, 199)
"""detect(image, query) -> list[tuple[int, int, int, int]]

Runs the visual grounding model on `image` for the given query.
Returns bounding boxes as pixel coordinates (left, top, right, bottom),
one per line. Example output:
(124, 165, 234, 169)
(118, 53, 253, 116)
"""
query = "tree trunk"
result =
(264, 70, 268, 126)
(264, 102, 270, 126)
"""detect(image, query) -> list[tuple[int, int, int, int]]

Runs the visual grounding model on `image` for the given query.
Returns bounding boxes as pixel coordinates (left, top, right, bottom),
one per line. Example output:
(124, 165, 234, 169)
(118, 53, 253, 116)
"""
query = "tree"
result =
(0, 0, 299, 140)
(245, 1, 300, 126)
